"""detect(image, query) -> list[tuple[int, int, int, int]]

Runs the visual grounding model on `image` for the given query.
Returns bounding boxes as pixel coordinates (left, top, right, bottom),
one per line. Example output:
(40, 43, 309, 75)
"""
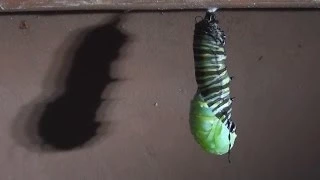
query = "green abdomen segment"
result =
(190, 94, 237, 155)
(189, 11, 237, 155)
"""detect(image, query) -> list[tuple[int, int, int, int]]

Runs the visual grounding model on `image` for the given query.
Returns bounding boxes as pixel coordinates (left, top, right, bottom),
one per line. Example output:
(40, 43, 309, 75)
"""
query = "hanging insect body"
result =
(189, 9, 237, 156)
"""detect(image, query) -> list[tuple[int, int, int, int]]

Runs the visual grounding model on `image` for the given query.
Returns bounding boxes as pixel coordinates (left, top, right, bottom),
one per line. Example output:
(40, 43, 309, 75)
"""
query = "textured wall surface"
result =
(1, 0, 320, 11)
(0, 11, 320, 180)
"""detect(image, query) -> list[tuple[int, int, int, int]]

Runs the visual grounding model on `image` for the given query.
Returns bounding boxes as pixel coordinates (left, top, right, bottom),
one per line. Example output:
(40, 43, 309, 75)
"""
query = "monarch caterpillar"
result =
(189, 9, 237, 157)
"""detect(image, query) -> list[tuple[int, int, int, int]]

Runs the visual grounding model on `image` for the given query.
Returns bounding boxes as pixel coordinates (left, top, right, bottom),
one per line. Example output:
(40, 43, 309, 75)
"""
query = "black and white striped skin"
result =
(193, 9, 236, 134)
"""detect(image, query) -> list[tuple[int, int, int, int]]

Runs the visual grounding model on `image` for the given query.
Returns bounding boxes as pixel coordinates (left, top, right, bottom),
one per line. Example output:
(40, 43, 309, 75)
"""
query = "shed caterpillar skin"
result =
(189, 10, 237, 155)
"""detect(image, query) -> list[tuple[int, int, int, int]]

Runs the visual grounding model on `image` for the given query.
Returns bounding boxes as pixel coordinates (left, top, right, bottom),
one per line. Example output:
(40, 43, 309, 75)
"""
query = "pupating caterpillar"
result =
(189, 9, 237, 158)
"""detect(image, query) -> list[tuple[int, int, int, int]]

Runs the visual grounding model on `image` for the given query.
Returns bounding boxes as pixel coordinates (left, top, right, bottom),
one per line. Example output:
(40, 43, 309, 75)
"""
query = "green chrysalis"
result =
(189, 9, 237, 156)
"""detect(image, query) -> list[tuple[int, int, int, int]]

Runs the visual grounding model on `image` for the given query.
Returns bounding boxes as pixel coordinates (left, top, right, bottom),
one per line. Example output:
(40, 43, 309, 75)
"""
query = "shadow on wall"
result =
(12, 15, 129, 151)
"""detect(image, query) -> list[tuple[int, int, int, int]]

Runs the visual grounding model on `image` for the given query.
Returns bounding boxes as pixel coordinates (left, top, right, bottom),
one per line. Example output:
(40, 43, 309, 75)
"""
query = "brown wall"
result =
(1, 0, 320, 11)
(0, 11, 319, 180)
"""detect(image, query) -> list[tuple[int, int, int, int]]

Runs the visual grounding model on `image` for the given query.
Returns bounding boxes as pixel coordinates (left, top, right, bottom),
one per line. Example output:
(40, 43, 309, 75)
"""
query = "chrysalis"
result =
(189, 9, 237, 156)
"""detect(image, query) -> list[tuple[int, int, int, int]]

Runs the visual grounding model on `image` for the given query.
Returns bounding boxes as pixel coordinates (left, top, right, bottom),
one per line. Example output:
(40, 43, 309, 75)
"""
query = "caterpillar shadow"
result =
(12, 15, 128, 151)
